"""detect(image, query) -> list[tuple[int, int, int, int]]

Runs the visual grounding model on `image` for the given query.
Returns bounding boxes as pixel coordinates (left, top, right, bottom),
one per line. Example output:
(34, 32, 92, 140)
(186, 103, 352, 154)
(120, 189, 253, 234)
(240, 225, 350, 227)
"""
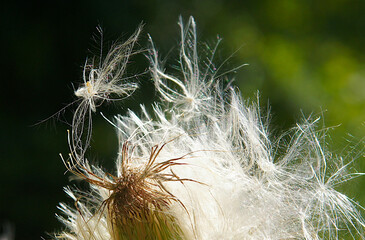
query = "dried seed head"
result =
(62, 141, 190, 240)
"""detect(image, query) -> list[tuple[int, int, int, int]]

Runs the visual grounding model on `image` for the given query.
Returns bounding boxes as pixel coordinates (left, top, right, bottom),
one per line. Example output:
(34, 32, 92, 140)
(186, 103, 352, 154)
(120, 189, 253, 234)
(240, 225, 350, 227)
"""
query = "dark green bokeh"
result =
(1, 0, 365, 239)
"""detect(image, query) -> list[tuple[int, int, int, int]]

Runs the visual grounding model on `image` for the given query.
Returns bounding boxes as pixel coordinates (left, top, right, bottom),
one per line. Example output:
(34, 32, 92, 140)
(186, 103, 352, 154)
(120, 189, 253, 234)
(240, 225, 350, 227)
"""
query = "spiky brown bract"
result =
(58, 141, 188, 240)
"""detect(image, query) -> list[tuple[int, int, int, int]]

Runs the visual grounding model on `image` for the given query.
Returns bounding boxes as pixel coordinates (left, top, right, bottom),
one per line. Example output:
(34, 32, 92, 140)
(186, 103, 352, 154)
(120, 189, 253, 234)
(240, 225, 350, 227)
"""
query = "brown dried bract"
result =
(61, 139, 196, 239)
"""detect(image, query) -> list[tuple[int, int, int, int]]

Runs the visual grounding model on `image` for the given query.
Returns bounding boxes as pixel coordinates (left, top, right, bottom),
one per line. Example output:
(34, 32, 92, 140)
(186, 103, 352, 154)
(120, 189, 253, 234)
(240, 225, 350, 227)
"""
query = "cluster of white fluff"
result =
(55, 16, 365, 239)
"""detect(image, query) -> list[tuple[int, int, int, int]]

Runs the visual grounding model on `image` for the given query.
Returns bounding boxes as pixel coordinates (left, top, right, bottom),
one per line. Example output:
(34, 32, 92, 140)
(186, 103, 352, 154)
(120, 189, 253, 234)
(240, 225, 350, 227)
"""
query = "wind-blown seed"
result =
(55, 16, 365, 240)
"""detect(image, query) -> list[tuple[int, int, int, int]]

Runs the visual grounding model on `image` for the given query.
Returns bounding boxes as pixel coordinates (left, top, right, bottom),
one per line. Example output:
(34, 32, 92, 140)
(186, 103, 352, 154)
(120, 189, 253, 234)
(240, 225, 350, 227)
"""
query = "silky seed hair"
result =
(55, 16, 365, 240)
(72, 26, 142, 159)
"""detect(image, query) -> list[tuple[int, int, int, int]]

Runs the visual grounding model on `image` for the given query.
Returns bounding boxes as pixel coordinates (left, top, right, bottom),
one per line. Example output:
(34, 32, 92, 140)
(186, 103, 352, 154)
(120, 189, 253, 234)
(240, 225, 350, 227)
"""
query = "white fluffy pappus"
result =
(71, 26, 142, 158)
(55, 16, 365, 240)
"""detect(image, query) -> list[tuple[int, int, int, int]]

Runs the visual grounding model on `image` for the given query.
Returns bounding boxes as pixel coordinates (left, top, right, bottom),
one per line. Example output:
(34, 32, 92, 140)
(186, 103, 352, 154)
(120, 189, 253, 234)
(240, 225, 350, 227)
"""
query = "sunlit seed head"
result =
(61, 141, 190, 239)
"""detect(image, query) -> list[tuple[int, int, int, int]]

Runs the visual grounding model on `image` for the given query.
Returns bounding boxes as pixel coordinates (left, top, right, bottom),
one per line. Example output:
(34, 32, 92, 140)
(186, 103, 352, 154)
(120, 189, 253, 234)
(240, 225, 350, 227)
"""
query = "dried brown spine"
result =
(61, 139, 196, 239)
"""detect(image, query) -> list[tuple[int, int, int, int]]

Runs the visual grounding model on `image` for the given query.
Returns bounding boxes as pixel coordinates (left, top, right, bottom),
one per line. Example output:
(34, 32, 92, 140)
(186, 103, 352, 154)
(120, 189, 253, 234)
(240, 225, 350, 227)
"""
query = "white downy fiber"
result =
(55, 16, 365, 240)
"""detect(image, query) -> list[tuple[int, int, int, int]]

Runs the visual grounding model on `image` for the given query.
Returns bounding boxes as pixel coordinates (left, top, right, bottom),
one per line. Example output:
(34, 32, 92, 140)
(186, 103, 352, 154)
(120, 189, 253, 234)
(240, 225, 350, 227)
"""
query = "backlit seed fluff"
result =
(55, 16, 365, 240)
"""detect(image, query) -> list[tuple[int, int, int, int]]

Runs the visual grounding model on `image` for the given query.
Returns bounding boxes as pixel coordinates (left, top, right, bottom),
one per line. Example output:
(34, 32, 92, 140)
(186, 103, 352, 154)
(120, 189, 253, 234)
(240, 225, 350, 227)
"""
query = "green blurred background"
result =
(1, 0, 365, 239)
